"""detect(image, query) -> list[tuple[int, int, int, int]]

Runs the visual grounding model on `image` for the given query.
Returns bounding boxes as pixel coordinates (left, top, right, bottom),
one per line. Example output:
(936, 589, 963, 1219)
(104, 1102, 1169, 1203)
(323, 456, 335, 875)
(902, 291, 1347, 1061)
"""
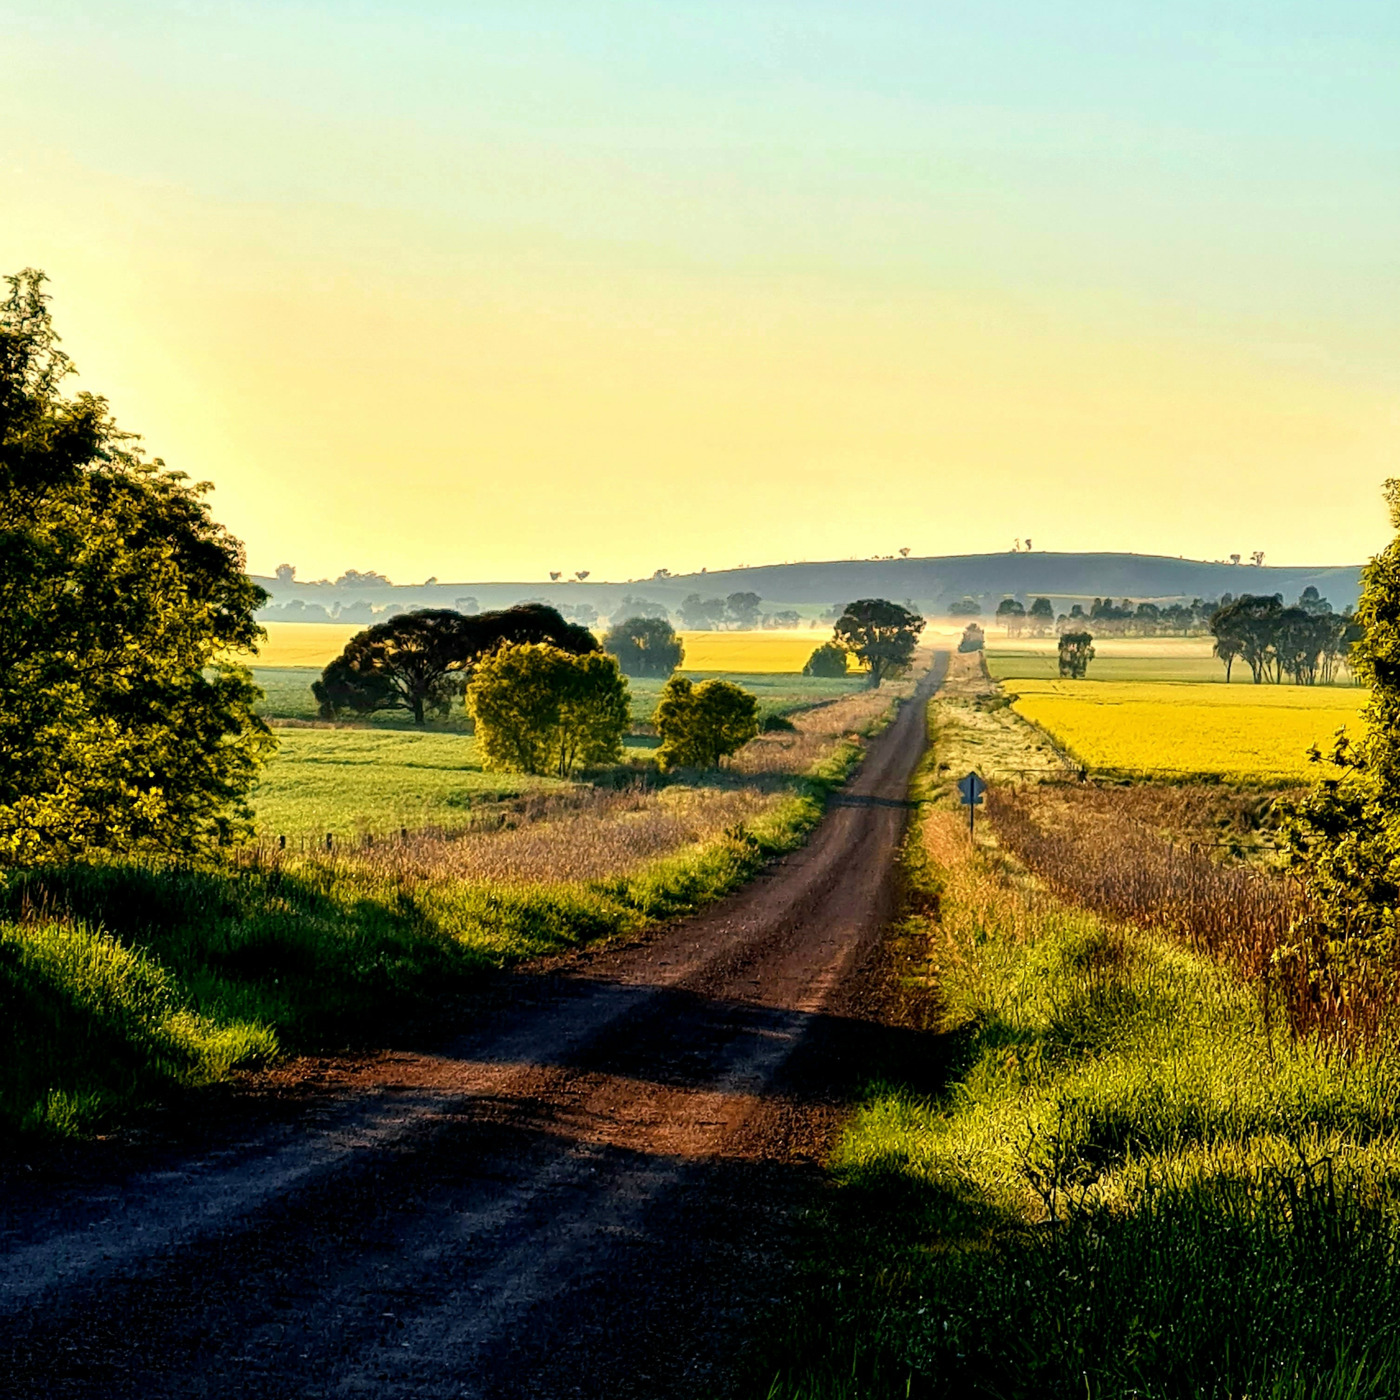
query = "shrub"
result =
(654, 677, 759, 769)
(803, 641, 850, 677)
(467, 644, 629, 777)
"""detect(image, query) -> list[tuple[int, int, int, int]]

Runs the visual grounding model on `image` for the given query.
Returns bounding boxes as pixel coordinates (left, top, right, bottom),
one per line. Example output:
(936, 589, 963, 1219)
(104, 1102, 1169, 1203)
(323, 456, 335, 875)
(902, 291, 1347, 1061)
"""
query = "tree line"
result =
(1209, 592, 1360, 685)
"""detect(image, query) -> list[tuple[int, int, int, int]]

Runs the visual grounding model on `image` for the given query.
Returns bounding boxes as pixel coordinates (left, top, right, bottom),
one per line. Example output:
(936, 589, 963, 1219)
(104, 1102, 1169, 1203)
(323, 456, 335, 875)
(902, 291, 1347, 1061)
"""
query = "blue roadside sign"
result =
(956, 772, 987, 806)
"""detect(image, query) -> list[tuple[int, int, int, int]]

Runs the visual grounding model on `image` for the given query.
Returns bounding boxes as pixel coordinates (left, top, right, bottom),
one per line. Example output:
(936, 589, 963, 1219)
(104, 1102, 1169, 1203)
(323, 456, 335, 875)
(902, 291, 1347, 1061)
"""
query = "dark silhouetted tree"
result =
(834, 599, 925, 686)
(314, 604, 597, 724)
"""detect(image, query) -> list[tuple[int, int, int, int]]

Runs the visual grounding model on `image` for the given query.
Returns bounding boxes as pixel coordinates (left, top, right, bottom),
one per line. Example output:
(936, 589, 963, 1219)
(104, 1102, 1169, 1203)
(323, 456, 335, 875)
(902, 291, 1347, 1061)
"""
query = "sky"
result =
(3, 1, 1398, 582)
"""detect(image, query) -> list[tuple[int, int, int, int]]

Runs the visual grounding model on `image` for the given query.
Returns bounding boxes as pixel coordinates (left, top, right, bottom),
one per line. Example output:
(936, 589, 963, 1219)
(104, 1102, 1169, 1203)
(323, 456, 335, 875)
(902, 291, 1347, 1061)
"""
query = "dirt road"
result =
(0, 654, 946, 1399)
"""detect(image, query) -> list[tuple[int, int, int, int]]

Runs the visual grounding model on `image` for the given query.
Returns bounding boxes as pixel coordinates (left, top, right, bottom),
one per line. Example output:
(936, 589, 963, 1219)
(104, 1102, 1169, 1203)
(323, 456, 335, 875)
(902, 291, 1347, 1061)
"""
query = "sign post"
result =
(956, 771, 987, 836)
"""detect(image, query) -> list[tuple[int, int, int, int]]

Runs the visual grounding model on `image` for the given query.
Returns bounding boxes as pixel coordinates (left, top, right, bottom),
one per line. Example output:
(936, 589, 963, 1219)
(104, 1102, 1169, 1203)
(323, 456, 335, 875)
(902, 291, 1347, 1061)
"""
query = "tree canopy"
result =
(833, 599, 925, 686)
(1057, 631, 1095, 679)
(0, 269, 272, 862)
(1210, 593, 1355, 685)
(313, 603, 597, 723)
(602, 616, 684, 677)
(654, 677, 759, 769)
(467, 644, 629, 777)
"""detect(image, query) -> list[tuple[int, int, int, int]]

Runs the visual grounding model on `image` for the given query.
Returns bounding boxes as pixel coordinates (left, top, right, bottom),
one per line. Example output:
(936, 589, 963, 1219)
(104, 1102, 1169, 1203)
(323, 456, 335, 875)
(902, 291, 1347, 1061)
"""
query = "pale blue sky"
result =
(3, 2, 1397, 576)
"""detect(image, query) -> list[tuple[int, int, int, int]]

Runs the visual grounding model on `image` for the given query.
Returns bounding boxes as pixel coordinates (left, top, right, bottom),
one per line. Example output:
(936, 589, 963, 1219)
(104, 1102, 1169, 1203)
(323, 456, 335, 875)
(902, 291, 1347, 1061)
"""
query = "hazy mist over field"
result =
(4, 2, 1398, 580)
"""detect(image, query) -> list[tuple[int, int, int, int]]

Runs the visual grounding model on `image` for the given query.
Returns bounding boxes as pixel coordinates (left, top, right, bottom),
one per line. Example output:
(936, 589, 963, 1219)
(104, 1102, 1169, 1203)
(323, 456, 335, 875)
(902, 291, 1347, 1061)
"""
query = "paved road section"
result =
(0, 653, 947, 1399)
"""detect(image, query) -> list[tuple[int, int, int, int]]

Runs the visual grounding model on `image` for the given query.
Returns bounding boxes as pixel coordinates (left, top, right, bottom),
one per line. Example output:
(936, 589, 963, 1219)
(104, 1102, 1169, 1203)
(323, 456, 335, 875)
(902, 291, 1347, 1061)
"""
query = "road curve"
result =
(0, 652, 947, 1399)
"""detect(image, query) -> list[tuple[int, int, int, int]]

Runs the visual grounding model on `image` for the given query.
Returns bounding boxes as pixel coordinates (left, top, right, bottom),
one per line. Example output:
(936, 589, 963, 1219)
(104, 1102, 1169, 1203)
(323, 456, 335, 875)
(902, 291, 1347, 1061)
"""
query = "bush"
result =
(803, 642, 850, 677)
(654, 676, 760, 769)
(467, 644, 629, 777)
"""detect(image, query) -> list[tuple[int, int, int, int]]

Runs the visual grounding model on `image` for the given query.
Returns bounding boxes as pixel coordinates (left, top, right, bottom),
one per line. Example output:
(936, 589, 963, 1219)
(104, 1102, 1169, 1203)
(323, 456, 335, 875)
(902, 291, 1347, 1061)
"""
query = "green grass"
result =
(746, 716, 1400, 1399)
(247, 669, 861, 839)
(252, 729, 585, 840)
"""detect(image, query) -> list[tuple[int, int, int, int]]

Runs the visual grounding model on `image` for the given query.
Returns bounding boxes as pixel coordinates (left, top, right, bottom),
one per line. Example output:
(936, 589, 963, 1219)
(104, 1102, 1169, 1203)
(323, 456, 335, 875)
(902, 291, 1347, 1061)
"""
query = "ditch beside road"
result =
(0, 651, 948, 1399)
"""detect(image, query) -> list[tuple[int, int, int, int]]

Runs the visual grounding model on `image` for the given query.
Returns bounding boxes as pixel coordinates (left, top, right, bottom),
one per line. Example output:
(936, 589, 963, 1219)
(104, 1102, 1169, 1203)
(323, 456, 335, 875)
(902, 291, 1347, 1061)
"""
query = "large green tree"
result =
(833, 599, 925, 686)
(0, 269, 273, 863)
(314, 603, 597, 723)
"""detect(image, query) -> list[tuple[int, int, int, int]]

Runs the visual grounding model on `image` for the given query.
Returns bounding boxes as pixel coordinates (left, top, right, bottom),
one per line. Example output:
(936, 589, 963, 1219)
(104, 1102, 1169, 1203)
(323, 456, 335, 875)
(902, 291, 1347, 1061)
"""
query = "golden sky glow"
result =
(4, 3, 1397, 580)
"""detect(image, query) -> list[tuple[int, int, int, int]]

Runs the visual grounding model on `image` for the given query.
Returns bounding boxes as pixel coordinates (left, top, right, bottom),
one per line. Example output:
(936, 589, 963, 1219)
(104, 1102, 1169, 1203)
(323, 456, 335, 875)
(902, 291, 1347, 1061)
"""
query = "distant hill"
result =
(252, 551, 1363, 622)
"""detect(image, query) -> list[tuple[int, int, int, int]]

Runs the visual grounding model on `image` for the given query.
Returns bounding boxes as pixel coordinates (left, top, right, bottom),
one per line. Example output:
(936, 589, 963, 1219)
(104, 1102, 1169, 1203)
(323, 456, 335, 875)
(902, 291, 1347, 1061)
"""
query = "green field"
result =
(252, 667, 862, 728)
(247, 669, 863, 838)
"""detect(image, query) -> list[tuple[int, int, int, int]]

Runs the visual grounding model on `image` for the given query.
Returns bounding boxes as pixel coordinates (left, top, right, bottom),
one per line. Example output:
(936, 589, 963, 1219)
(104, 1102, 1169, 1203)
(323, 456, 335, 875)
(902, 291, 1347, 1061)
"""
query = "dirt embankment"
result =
(0, 657, 948, 1399)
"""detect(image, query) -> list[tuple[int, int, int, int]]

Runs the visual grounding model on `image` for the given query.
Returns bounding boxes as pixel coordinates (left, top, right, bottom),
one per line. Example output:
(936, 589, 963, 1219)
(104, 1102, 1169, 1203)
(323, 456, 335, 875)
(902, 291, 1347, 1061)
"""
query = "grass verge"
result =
(746, 700, 1400, 1399)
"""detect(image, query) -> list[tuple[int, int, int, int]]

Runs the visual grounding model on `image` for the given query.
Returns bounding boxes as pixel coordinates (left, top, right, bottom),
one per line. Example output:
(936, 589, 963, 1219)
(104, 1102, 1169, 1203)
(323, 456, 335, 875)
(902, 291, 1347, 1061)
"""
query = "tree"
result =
(958, 624, 985, 653)
(679, 594, 727, 630)
(0, 269, 273, 863)
(1286, 481, 1400, 952)
(467, 644, 628, 777)
(274, 563, 296, 585)
(803, 642, 850, 677)
(995, 597, 1026, 635)
(833, 599, 925, 686)
(1210, 594, 1284, 684)
(313, 603, 597, 723)
(947, 597, 982, 617)
(654, 677, 760, 769)
(725, 591, 762, 629)
(603, 616, 685, 677)
(1028, 597, 1055, 635)
(1058, 631, 1095, 679)
(336, 569, 391, 588)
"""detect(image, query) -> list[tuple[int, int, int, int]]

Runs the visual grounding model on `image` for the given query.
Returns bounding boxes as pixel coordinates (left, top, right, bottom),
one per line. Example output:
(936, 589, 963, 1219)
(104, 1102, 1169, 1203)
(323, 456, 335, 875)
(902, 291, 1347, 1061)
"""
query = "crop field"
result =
(988, 635, 1248, 683)
(1007, 677, 1367, 779)
(244, 623, 851, 674)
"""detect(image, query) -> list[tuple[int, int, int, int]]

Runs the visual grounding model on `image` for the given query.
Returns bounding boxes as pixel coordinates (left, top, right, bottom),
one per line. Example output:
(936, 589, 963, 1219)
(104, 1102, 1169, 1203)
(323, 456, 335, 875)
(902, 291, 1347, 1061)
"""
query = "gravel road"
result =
(0, 653, 946, 1399)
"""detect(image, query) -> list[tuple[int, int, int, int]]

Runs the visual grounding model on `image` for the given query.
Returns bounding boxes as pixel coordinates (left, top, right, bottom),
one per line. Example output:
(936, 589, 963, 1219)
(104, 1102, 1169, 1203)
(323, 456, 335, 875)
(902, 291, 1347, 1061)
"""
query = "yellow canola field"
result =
(1008, 679, 1367, 780)
(675, 630, 831, 673)
(240, 623, 832, 673)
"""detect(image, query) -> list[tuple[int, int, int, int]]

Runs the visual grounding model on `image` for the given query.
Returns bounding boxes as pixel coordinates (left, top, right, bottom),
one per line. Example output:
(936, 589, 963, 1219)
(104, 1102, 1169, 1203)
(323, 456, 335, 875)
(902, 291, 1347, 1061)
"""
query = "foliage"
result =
(678, 593, 728, 630)
(1057, 629, 1095, 678)
(834, 598, 925, 686)
(602, 615, 684, 677)
(654, 676, 760, 769)
(1210, 592, 1356, 685)
(1027, 596, 1055, 634)
(1287, 480, 1400, 952)
(802, 641, 850, 677)
(0, 268, 273, 865)
(467, 644, 629, 777)
(957, 623, 985, 653)
(1010, 678, 1364, 781)
(313, 603, 597, 724)
(726, 590, 762, 629)
(946, 597, 982, 616)
(995, 596, 1026, 634)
